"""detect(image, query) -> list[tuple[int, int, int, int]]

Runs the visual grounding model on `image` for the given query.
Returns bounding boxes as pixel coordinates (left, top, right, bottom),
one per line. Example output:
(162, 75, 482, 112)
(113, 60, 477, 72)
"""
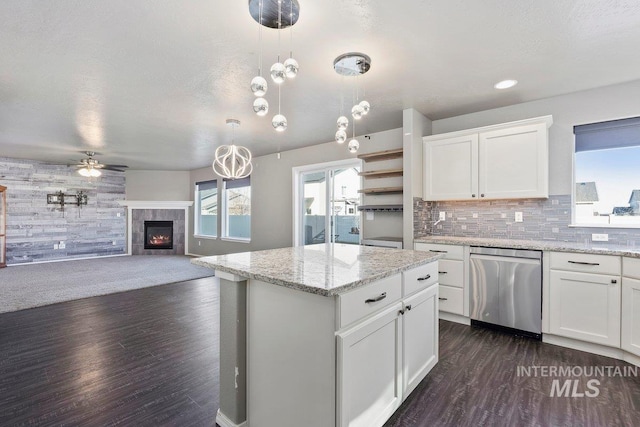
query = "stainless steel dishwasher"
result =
(469, 246, 542, 338)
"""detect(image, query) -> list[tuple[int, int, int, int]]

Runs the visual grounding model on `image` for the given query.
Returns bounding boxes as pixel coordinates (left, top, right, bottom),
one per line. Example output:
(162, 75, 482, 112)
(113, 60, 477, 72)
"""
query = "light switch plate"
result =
(439, 211, 446, 221)
(515, 212, 523, 222)
(592, 233, 609, 242)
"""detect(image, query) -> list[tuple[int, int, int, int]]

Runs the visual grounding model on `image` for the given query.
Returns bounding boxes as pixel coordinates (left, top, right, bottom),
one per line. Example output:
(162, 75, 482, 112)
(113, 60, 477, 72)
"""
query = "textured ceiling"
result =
(2, 0, 640, 170)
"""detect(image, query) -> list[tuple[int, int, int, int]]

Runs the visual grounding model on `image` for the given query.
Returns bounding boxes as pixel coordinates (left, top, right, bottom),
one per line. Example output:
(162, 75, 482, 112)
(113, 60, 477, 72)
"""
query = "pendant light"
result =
(249, 0, 300, 132)
(333, 52, 372, 153)
(212, 119, 253, 179)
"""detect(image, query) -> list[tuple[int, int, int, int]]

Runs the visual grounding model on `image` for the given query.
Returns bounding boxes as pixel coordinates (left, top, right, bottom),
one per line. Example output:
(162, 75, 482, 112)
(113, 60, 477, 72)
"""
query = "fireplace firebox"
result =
(144, 221, 174, 250)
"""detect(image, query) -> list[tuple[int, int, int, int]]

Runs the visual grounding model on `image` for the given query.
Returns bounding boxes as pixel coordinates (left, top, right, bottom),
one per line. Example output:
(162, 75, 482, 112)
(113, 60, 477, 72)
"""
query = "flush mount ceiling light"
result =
(213, 119, 253, 179)
(494, 79, 518, 90)
(249, 0, 300, 132)
(333, 52, 372, 153)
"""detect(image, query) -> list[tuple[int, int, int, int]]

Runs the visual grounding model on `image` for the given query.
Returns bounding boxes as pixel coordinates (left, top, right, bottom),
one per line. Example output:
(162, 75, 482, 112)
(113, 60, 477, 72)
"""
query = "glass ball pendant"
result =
(352, 104, 364, 120)
(270, 62, 286, 84)
(337, 116, 349, 131)
(348, 138, 360, 153)
(253, 97, 269, 116)
(284, 57, 299, 78)
(250, 76, 268, 97)
(359, 100, 370, 115)
(272, 114, 288, 132)
(335, 130, 347, 144)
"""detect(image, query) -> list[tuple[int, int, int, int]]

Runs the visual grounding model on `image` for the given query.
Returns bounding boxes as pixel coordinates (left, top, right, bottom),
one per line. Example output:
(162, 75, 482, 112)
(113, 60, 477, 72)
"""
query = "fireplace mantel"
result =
(118, 201, 193, 255)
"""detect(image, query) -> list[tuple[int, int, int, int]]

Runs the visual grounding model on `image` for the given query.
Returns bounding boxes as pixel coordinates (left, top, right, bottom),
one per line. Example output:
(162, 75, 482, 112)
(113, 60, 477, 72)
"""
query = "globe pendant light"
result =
(249, 0, 299, 132)
(212, 119, 253, 179)
(251, 76, 268, 97)
(333, 52, 371, 153)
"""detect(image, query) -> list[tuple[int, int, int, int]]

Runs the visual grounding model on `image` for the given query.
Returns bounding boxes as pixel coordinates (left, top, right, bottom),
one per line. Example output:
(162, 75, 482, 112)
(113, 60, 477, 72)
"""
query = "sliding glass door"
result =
(294, 159, 362, 246)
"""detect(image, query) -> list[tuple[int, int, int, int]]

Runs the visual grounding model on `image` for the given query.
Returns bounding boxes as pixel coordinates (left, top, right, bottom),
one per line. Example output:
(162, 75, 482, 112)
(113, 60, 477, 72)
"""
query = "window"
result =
(223, 177, 251, 239)
(195, 180, 218, 237)
(574, 116, 640, 226)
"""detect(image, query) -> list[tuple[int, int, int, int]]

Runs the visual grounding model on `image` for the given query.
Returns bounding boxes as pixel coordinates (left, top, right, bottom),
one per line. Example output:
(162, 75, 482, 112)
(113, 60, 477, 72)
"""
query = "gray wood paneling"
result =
(0, 157, 126, 264)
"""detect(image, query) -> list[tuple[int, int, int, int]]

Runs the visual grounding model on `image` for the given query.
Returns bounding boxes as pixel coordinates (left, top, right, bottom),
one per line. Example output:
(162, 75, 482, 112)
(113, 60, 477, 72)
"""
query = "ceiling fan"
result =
(69, 151, 128, 177)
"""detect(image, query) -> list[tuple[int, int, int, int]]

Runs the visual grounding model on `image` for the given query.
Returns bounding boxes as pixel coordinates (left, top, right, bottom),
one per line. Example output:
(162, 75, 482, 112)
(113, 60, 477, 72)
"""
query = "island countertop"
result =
(192, 243, 441, 296)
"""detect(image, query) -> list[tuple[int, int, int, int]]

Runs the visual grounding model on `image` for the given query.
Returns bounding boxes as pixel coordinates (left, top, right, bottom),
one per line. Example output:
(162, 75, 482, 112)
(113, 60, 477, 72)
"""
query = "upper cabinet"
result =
(423, 116, 552, 201)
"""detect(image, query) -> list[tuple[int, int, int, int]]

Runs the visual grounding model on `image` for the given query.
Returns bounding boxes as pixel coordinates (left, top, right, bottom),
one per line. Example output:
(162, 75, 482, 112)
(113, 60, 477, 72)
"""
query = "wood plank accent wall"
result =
(0, 157, 126, 265)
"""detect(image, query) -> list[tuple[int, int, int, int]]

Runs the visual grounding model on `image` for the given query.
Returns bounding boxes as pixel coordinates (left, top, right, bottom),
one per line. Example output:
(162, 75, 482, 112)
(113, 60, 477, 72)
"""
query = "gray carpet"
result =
(0, 255, 215, 314)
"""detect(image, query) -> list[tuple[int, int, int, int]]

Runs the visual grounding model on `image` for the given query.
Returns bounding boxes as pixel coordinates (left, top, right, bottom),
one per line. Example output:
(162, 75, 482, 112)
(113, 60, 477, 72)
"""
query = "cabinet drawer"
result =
(403, 262, 438, 296)
(437, 259, 463, 288)
(623, 257, 640, 280)
(438, 285, 463, 315)
(414, 243, 464, 260)
(549, 251, 621, 275)
(338, 274, 402, 328)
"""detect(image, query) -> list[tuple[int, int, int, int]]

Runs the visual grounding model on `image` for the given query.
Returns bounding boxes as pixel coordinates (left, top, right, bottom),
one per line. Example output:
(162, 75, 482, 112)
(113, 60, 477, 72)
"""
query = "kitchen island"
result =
(193, 244, 441, 427)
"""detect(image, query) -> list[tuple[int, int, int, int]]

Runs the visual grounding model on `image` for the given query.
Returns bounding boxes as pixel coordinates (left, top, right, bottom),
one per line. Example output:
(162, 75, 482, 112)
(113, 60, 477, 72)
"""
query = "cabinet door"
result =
(403, 285, 438, 397)
(478, 122, 548, 199)
(549, 270, 620, 347)
(337, 303, 403, 427)
(423, 134, 478, 201)
(622, 277, 640, 357)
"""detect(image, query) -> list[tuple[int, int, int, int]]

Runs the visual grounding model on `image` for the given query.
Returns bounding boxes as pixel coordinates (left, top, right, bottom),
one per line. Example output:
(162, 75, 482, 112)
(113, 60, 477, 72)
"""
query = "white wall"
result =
(189, 128, 402, 256)
(125, 170, 191, 200)
(431, 80, 640, 195)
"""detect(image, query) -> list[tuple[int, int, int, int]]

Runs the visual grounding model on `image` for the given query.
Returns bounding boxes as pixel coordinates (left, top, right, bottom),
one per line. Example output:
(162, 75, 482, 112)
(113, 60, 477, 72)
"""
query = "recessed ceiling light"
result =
(494, 79, 518, 90)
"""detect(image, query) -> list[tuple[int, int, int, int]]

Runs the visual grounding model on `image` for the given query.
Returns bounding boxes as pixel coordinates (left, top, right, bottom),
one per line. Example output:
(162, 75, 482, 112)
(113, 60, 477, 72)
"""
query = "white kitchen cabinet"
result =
(549, 269, 621, 347)
(402, 285, 438, 397)
(423, 116, 552, 201)
(337, 302, 404, 427)
(622, 277, 640, 357)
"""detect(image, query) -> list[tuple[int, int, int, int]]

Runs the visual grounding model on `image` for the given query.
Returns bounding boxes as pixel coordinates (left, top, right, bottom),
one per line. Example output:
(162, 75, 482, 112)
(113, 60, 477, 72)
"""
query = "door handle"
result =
(417, 274, 431, 281)
(438, 271, 448, 274)
(365, 292, 387, 303)
(568, 260, 600, 266)
(438, 297, 448, 301)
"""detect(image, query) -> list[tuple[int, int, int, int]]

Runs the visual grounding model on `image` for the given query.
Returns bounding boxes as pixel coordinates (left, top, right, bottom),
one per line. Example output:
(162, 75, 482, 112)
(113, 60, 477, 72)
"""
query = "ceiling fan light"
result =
(90, 168, 102, 177)
(78, 168, 91, 177)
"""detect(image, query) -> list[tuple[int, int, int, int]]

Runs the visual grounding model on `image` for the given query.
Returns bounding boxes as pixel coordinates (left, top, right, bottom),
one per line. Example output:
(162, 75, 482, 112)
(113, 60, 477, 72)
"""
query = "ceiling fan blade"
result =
(101, 167, 127, 172)
(104, 164, 129, 169)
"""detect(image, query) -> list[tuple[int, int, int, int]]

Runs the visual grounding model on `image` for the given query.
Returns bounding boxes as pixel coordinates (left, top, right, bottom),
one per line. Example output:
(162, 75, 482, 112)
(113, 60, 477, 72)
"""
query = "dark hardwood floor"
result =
(1, 278, 639, 426)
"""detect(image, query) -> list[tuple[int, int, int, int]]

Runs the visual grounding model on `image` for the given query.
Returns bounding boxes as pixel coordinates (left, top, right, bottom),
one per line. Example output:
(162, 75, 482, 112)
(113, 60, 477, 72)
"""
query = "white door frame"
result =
(292, 158, 363, 247)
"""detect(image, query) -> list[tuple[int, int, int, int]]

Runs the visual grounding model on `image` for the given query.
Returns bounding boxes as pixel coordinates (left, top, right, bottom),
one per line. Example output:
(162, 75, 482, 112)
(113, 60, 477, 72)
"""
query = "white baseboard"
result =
(216, 409, 247, 427)
(439, 311, 471, 325)
(8, 253, 129, 267)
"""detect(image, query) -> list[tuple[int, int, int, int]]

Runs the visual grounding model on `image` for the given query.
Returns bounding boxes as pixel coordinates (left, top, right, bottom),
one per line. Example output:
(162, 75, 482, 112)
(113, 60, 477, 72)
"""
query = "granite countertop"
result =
(414, 236, 640, 258)
(192, 244, 441, 296)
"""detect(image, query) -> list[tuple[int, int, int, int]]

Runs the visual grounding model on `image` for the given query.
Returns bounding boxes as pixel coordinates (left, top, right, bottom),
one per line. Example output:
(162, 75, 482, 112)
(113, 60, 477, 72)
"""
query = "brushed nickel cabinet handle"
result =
(568, 260, 600, 266)
(365, 292, 387, 303)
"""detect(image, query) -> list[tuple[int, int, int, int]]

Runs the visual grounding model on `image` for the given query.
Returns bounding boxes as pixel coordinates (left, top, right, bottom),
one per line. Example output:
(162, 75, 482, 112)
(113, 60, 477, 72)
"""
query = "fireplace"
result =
(144, 221, 174, 250)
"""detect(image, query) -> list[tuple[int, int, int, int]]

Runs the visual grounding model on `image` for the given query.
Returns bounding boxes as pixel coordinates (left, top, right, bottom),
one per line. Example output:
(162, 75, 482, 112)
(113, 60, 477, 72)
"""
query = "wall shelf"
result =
(357, 204, 403, 212)
(358, 187, 403, 195)
(357, 148, 403, 162)
(358, 169, 403, 179)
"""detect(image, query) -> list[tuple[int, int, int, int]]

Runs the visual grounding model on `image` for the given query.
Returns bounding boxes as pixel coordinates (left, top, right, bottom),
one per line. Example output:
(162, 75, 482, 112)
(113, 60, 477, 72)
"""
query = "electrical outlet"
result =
(439, 211, 446, 221)
(500, 213, 507, 219)
(112, 241, 116, 246)
(198, 240, 202, 246)
(59, 241, 66, 249)
(592, 233, 609, 242)
(117, 212, 121, 217)
(53, 244, 59, 250)
(515, 212, 523, 222)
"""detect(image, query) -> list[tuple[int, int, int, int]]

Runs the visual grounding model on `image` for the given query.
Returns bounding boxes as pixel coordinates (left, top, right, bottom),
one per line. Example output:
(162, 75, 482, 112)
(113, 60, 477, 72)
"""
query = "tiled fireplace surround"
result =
(119, 201, 193, 255)
(414, 195, 640, 247)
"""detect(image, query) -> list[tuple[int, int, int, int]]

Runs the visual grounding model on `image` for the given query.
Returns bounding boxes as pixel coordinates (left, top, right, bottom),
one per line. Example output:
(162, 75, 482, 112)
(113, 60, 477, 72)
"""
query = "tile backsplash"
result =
(414, 196, 640, 248)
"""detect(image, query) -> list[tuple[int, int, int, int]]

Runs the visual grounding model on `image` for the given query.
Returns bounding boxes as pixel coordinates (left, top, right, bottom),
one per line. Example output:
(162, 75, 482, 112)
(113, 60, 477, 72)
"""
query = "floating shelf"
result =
(358, 169, 403, 179)
(357, 204, 403, 212)
(358, 187, 403, 195)
(357, 148, 403, 162)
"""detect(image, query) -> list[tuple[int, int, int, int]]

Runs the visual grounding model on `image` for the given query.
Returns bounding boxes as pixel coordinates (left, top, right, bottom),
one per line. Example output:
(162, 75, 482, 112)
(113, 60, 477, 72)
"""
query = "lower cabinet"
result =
(337, 284, 439, 427)
(549, 270, 621, 347)
(622, 277, 640, 357)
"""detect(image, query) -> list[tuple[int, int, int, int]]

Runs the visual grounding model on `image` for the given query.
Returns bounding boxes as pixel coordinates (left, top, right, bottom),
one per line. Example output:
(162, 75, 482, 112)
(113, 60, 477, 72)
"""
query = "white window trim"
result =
(194, 181, 218, 238)
(292, 158, 363, 247)
(222, 179, 251, 240)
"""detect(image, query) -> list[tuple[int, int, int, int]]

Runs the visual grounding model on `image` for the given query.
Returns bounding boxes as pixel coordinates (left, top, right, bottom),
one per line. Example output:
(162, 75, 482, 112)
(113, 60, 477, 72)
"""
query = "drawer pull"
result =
(365, 292, 387, 304)
(417, 274, 431, 281)
(568, 260, 600, 266)
(612, 279, 617, 284)
(398, 309, 405, 316)
(438, 297, 448, 301)
(405, 304, 412, 311)
(438, 271, 448, 274)
(429, 250, 447, 253)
